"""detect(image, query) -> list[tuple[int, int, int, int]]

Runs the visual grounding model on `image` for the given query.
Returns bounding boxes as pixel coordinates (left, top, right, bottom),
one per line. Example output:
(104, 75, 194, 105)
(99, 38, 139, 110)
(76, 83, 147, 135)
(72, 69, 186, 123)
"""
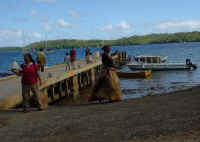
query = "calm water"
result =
(1, 42, 200, 98)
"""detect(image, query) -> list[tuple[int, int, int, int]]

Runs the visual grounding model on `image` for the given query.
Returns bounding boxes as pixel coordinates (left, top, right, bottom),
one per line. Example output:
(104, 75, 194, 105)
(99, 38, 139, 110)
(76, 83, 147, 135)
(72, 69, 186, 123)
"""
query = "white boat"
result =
(128, 56, 197, 71)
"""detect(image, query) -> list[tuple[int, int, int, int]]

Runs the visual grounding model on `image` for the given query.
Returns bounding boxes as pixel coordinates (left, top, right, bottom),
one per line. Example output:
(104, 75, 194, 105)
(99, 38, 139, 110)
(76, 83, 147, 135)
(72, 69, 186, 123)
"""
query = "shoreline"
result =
(0, 86, 200, 142)
(0, 40, 200, 51)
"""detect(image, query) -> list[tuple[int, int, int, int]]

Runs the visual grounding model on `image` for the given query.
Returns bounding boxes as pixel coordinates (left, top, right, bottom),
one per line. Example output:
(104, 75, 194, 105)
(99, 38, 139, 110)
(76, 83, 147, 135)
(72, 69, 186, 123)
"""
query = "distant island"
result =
(25, 31, 200, 49)
(1, 31, 200, 51)
(0, 47, 22, 52)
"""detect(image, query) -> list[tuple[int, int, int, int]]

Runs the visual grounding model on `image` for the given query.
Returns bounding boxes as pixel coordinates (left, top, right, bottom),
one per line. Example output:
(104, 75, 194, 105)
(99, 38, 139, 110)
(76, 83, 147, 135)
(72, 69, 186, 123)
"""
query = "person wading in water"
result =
(12, 53, 43, 113)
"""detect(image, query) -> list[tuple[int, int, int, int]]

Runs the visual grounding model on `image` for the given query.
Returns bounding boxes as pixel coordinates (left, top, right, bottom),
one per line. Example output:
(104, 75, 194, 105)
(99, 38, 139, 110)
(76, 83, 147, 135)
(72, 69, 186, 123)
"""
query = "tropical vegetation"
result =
(1, 31, 200, 51)
(25, 31, 200, 49)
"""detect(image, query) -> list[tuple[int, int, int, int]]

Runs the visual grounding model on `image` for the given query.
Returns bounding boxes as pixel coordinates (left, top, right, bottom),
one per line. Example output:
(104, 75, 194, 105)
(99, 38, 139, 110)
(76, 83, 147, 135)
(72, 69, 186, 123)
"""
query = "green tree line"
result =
(1, 31, 200, 51)
(0, 47, 22, 51)
(25, 32, 200, 50)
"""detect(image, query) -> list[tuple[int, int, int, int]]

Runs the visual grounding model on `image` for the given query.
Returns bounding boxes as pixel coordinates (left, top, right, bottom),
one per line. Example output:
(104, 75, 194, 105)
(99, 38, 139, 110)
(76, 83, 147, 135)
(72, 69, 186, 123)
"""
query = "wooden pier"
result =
(0, 51, 127, 109)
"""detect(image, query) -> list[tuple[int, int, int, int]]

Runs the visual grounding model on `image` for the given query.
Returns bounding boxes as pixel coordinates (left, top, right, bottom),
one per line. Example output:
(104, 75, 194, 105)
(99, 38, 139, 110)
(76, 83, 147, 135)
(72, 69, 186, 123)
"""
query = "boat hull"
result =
(135, 56, 168, 63)
(117, 70, 152, 79)
(128, 63, 191, 71)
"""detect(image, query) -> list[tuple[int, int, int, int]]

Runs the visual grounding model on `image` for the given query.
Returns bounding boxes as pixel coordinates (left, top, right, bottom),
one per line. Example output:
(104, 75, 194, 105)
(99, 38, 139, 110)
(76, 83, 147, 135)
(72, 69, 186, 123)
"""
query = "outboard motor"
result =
(186, 58, 191, 65)
(186, 59, 197, 70)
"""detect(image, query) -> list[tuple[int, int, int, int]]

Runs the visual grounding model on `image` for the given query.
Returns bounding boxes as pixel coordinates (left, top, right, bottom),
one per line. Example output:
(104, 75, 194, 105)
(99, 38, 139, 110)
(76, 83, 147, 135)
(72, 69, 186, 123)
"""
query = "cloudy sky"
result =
(0, 0, 200, 47)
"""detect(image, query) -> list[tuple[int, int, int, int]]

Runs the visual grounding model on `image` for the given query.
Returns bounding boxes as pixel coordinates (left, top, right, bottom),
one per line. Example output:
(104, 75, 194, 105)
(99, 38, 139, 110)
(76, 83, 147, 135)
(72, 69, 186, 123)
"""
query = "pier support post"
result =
(48, 86, 54, 101)
(64, 79, 70, 97)
(72, 75, 79, 100)
(40, 88, 49, 109)
(90, 68, 95, 85)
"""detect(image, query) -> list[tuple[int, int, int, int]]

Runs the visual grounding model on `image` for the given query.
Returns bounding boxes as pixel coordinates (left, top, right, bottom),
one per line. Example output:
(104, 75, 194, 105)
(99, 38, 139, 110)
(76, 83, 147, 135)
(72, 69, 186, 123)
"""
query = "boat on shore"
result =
(128, 56, 197, 71)
(116, 70, 152, 79)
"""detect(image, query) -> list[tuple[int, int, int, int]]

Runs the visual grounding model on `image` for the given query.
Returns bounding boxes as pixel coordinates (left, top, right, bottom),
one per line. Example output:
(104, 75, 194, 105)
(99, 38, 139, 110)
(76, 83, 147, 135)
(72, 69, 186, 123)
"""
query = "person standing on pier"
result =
(70, 47, 76, 69)
(64, 52, 71, 71)
(85, 47, 91, 56)
(12, 53, 43, 113)
(36, 48, 46, 72)
(85, 47, 92, 63)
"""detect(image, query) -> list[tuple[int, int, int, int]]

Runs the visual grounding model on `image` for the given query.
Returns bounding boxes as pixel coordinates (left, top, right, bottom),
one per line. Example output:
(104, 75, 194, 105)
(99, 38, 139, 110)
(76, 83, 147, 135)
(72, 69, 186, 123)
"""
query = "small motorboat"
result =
(116, 70, 152, 79)
(128, 56, 197, 71)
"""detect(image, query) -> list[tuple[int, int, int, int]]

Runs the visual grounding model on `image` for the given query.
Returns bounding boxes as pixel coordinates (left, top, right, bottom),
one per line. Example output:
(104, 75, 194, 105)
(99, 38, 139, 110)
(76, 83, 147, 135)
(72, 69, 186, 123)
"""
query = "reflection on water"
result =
(1, 42, 200, 99)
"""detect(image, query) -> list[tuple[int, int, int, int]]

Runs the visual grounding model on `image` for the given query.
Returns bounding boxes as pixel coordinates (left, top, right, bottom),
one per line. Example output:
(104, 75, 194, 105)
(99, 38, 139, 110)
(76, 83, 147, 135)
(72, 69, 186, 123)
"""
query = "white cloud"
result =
(0, 28, 22, 40)
(156, 20, 200, 33)
(42, 23, 51, 32)
(117, 21, 131, 30)
(34, 0, 56, 3)
(101, 24, 113, 31)
(101, 21, 132, 33)
(33, 32, 41, 39)
(0, 28, 24, 46)
(68, 10, 80, 17)
(100, 21, 133, 39)
(29, 10, 38, 17)
(57, 19, 71, 28)
(29, 9, 49, 23)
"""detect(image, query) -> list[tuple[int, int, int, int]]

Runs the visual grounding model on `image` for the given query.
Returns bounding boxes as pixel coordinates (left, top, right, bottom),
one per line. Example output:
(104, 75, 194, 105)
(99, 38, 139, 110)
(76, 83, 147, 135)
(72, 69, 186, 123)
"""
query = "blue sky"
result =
(0, 0, 200, 47)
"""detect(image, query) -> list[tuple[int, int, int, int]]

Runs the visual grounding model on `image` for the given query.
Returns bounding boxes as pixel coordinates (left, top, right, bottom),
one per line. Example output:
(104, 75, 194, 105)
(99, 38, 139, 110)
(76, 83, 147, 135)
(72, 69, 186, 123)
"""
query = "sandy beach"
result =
(0, 86, 200, 142)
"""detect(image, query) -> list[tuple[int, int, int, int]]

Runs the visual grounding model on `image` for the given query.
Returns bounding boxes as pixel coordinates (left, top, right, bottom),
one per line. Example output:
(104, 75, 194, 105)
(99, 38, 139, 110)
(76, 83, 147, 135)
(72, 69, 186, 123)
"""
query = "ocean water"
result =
(1, 42, 200, 98)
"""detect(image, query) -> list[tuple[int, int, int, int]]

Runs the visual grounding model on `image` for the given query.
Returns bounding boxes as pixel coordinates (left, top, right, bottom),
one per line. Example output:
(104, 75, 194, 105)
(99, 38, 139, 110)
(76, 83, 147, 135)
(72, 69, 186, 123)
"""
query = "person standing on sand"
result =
(70, 47, 76, 69)
(89, 45, 122, 102)
(12, 53, 43, 113)
(36, 49, 46, 72)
